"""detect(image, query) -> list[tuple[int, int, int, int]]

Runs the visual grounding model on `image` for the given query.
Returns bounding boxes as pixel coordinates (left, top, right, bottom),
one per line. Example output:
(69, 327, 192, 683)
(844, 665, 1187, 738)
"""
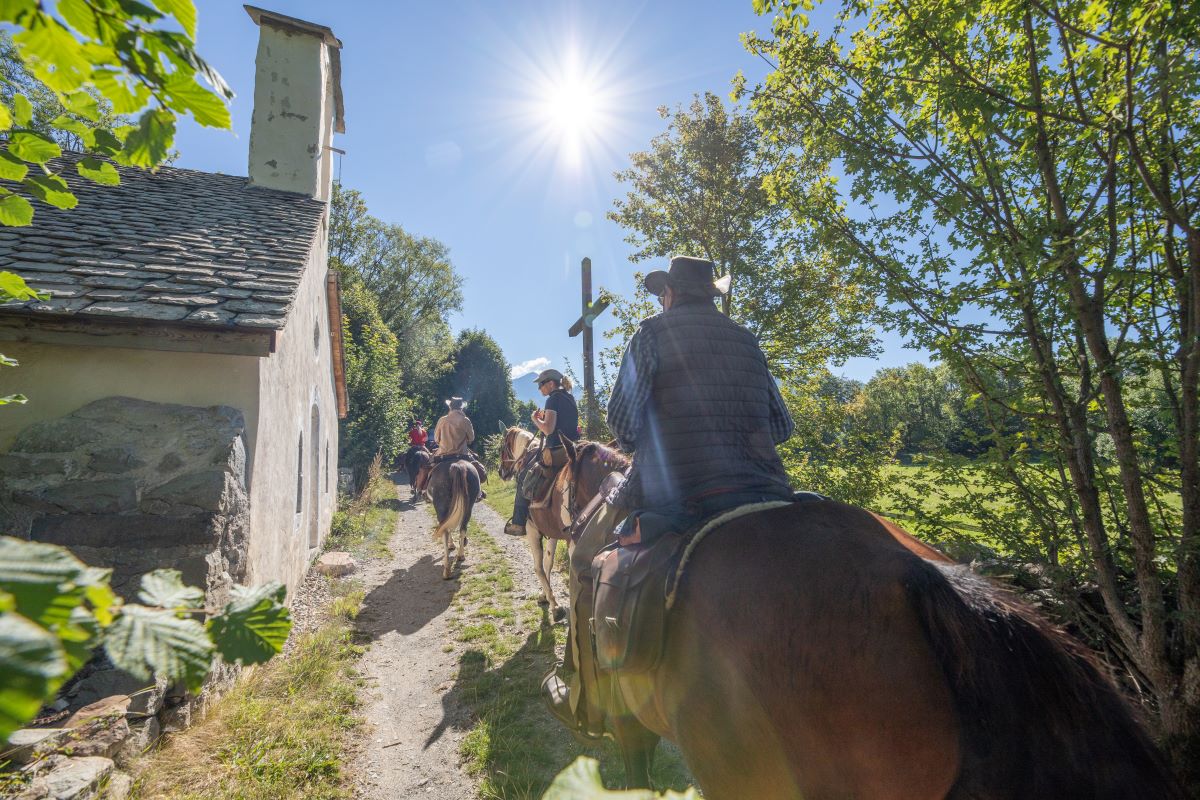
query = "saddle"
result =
(588, 493, 829, 676)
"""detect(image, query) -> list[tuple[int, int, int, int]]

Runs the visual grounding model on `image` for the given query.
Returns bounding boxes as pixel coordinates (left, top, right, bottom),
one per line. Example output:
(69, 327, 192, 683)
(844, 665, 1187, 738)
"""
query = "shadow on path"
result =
(356, 554, 458, 640)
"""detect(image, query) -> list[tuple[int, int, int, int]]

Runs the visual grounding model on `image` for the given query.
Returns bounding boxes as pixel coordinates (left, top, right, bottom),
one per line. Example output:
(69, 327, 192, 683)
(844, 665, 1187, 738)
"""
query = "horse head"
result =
(562, 439, 629, 517)
(498, 426, 535, 480)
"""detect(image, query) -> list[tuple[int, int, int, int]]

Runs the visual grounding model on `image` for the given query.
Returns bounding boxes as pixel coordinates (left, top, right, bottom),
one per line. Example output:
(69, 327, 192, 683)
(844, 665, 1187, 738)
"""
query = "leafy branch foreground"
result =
(0, 537, 291, 743)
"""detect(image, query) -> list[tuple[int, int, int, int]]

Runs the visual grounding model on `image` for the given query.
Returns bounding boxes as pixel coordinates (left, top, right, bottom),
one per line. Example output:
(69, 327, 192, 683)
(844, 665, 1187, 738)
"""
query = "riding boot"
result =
(543, 500, 623, 740)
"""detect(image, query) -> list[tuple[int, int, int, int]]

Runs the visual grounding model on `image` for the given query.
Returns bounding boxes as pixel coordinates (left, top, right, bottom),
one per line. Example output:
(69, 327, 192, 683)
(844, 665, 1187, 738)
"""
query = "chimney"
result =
(244, 5, 344, 201)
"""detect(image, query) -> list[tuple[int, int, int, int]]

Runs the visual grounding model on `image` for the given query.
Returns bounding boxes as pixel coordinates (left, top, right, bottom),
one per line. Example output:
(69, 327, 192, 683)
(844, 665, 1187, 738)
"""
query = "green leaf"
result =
(544, 757, 701, 799)
(91, 69, 151, 115)
(0, 102, 11, 131)
(23, 174, 77, 210)
(50, 115, 95, 148)
(154, 0, 196, 39)
(138, 569, 203, 611)
(103, 605, 213, 692)
(163, 71, 231, 129)
(8, 131, 61, 163)
(206, 583, 291, 666)
(0, 393, 29, 405)
(15, 14, 92, 93)
(56, 0, 100, 39)
(0, 151, 30, 181)
(0, 193, 34, 226)
(0, 537, 91, 629)
(61, 90, 100, 122)
(120, 108, 174, 168)
(12, 94, 32, 127)
(0, 611, 68, 743)
(77, 157, 119, 187)
(0, 271, 39, 300)
(91, 128, 125, 157)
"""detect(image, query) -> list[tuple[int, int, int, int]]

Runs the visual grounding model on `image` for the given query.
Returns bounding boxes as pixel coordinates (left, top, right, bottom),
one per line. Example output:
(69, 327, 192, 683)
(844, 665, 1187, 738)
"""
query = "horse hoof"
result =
(442, 570, 452, 580)
(537, 597, 550, 607)
(552, 606, 568, 623)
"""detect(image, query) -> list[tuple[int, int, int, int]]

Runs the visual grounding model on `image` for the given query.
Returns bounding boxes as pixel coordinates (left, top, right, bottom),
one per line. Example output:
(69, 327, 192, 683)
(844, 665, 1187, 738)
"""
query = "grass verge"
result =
(437, 509, 692, 798)
(129, 463, 400, 799)
(128, 580, 365, 800)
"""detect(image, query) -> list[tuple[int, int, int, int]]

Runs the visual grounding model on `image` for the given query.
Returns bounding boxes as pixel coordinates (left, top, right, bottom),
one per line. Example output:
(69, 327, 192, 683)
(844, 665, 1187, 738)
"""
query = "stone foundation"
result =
(0, 396, 250, 604)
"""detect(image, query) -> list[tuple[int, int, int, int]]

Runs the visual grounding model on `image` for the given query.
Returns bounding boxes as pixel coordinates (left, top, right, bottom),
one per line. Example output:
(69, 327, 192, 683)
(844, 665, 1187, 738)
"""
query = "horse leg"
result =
(456, 524, 467, 565)
(546, 538, 567, 622)
(442, 528, 453, 580)
(611, 714, 659, 790)
(527, 527, 556, 609)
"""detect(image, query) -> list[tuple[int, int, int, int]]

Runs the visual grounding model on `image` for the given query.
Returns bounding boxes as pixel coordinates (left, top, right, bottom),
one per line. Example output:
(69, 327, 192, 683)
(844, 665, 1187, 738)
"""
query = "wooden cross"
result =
(567, 257, 610, 437)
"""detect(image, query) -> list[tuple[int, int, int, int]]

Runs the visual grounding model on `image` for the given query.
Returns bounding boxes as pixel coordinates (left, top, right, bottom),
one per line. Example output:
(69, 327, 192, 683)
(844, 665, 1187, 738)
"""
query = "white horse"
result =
(498, 426, 570, 622)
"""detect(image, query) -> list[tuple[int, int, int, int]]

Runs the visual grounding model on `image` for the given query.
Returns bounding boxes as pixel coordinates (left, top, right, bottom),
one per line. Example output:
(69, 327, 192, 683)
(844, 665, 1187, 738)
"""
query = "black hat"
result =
(643, 256, 731, 297)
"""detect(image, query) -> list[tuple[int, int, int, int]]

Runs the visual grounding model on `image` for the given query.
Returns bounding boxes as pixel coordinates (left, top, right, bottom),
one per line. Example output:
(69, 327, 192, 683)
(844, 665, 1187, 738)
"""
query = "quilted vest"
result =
(635, 297, 792, 509)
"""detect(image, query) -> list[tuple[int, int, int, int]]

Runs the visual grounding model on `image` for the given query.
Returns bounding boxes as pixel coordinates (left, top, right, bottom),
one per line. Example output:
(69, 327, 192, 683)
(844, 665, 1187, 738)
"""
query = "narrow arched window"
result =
(296, 432, 304, 514)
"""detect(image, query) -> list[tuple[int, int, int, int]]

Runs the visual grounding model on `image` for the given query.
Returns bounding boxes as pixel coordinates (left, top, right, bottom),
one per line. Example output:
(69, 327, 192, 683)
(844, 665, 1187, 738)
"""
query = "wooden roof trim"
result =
(0, 311, 275, 357)
(325, 271, 348, 419)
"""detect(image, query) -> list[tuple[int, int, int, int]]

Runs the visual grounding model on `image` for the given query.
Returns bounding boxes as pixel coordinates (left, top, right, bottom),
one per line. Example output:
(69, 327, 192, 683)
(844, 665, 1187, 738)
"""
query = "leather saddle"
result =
(590, 533, 686, 674)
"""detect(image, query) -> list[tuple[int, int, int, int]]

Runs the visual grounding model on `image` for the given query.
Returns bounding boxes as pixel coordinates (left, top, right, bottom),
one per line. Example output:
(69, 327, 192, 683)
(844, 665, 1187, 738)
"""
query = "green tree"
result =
(750, 0, 1200, 770)
(0, 0, 231, 227)
(607, 91, 875, 378)
(339, 280, 412, 470)
(436, 329, 518, 442)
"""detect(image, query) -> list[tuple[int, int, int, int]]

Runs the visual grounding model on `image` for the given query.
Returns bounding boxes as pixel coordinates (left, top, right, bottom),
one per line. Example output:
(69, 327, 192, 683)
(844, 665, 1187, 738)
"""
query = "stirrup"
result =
(541, 669, 604, 743)
(503, 522, 525, 537)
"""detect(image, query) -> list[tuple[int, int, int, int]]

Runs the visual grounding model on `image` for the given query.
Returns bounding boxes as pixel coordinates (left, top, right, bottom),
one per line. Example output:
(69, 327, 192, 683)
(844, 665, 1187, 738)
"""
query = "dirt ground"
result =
(349, 476, 566, 799)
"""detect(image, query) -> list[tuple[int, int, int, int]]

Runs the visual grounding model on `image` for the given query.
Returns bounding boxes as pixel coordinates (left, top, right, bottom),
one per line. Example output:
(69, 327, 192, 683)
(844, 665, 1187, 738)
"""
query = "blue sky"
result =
(176, 1, 923, 383)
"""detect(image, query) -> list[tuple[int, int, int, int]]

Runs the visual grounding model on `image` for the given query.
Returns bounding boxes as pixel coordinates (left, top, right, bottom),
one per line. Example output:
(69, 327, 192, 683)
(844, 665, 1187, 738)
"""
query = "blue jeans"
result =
(512, 491, 530, 526)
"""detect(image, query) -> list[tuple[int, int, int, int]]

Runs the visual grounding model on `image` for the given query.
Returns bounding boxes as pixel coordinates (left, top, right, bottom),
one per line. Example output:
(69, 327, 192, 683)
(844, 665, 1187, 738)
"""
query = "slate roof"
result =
(0, 153, 327, 330)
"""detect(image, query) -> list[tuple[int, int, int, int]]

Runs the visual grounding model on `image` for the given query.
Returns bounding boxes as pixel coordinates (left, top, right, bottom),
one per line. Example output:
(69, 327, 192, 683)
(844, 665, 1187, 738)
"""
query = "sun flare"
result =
(523, 50, 621, 169)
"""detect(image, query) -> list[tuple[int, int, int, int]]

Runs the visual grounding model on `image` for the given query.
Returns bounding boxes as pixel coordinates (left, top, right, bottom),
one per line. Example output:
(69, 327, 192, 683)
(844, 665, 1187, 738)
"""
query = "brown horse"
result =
(405, 445, 432, 500)
(426, 458, 480, 580)
(558, 440, 1183, 799)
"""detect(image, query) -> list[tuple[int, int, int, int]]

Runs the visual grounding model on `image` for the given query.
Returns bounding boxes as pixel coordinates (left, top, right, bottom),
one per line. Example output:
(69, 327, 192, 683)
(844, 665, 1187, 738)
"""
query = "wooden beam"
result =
(325, 272, 349, 419)
(0, 312, 275, 357)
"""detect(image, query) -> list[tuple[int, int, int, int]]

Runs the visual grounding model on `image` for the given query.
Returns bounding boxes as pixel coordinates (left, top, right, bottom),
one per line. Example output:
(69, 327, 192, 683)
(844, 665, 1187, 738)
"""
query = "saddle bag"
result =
(590, 534, 685, 674)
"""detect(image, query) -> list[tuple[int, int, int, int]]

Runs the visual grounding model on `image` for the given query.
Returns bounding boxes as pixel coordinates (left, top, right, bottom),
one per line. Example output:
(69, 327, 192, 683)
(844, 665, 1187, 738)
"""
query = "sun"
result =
(540, 73, 602, 139)
(525, 51, 619, 169)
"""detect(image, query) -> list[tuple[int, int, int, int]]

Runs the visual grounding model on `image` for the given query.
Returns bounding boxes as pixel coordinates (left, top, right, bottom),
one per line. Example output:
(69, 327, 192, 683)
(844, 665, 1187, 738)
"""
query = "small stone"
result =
(5, 728, 62, 765)
(103, 770, 133, 799)
(65, 716, 130, 758)
(315, 551, 356, 577)
(114, 717, 159, 766)
(66, 695, 130, 728)
(22, 756, 113, 800)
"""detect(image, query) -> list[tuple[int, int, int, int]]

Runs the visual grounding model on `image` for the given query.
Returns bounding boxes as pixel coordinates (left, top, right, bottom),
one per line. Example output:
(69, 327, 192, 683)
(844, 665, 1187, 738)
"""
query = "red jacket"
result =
(409, 427, 428, 447)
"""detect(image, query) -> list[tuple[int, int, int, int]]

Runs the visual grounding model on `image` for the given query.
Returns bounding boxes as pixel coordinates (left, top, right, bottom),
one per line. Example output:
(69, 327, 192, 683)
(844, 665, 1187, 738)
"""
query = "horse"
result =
(498, 426, 572, 622)
(425, 457, 480, 580)
(404, 445, 432, 500)
(556, 439, 1184, 799)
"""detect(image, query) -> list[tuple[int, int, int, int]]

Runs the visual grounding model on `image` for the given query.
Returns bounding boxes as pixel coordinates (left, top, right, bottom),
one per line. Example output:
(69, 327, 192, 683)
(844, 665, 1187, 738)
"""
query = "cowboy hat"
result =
(535, 368, 563, 386)
(643, 255, 731, 297)
(445, 397, 467, 409)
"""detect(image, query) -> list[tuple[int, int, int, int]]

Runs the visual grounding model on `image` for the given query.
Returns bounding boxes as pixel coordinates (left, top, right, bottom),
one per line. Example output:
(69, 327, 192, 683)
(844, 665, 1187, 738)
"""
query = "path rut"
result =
(349, 476, 567, 799)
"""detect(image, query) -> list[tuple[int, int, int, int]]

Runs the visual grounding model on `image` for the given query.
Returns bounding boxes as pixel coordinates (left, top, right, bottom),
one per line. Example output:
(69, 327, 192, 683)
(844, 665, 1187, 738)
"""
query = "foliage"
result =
(330, 181, 461, 423)
(748, 0, 1200, 769)
(0, 0, 232, 226)
(128, 587, 363, 799)
(544, 757, 700, 799)
(338, 280, 412, 469)
(607, 92, 876, 379)
(777, 371, 900, 507)
(0, 537, 290, 743)
(435, 329, 518, 442)
(0, 270, 43, 404)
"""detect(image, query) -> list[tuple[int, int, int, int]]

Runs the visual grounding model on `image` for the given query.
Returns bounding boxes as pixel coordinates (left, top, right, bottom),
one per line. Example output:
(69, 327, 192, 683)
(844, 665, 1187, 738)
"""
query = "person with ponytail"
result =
(504, 368, 579, 536)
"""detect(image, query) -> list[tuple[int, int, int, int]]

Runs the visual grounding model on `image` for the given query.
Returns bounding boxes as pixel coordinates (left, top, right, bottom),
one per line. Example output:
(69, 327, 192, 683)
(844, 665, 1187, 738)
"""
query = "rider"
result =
(505, 368, 580, 536)
(408, 420, 428, 449)
(432, 397, 487, 499)
(545, 255, 795, 737)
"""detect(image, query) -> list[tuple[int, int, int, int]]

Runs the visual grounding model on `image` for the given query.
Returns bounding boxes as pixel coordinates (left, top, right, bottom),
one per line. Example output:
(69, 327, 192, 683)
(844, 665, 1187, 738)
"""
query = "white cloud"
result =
(510, 357, 550, 380)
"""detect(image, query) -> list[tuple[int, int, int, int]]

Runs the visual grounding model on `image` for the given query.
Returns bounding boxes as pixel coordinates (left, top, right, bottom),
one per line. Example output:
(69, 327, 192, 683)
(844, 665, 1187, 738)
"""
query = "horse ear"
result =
(498, 420, 506, 434)
(562, 437, 578, 463)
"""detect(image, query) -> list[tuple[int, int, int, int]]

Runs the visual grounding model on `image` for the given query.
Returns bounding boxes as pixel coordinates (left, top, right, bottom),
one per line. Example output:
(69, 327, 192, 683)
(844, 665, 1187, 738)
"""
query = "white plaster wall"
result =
(0, 343, 259, 453)
(247, 24, 335, 201)
(244, 216, 338, 596)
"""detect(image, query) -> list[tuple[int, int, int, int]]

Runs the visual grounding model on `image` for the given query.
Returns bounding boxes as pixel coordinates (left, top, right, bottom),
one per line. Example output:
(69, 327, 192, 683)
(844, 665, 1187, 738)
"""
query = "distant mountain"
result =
(511, 372, 581, 408)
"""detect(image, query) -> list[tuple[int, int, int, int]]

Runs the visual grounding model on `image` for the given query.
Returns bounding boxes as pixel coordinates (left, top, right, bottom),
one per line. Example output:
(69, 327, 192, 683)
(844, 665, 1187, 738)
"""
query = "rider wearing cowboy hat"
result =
(504, 368, 580, 536)
(546, 255, 795, 738)
(432, 397, 487, 499)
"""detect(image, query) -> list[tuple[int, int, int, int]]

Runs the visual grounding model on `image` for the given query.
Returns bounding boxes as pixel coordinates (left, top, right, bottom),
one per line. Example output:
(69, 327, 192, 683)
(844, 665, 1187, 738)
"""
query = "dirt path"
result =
(350, 477, 559, 799)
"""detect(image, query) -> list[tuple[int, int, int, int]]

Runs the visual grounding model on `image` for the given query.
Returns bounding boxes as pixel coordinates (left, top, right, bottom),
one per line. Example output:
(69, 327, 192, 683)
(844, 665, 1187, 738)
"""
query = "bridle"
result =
(498, 428, 534, 480)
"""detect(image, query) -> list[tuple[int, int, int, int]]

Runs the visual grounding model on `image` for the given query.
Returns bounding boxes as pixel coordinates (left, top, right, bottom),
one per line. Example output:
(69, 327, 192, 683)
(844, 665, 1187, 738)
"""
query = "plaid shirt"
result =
(606, 321, 795, 453)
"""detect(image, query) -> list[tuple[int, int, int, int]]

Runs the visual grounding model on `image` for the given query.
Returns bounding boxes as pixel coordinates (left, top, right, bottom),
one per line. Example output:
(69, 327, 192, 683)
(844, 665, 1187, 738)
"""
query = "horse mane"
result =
(906, 560, 1184, 798)
(575, 441, 630, 472)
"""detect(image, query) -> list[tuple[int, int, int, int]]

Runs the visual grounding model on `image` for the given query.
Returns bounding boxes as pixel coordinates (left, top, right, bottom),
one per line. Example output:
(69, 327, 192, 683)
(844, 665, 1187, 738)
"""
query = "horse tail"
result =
(433, 465, 470, 542)
(903, 559, 1184, 799)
